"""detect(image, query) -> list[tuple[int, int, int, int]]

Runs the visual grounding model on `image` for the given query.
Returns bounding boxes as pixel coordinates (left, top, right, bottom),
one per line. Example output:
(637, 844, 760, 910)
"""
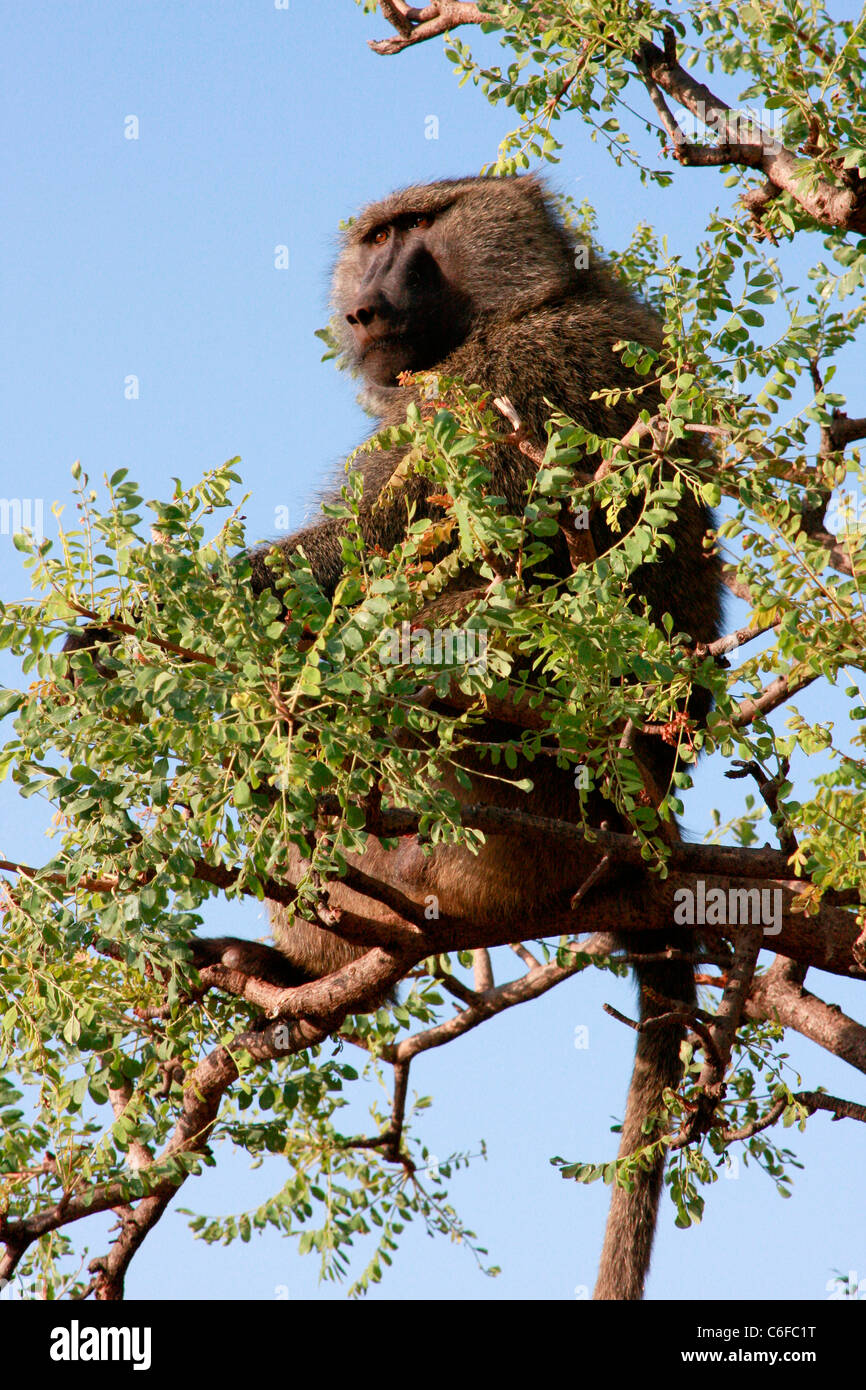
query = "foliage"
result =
(2, 0, 866, 1294)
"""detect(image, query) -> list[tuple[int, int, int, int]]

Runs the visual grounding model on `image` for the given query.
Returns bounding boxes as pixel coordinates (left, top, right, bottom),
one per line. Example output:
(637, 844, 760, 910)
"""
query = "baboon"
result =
(69, 176, 721, 1298)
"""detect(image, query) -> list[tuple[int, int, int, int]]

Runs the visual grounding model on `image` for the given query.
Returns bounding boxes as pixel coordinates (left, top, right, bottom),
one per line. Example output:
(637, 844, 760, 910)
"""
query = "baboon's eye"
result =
(406, 213, 433, 230)
(373, 226, 390, 245)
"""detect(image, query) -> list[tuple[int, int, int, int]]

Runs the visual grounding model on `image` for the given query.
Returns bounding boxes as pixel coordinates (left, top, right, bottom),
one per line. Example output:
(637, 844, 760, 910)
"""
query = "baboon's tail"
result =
(593, 951, 695, 1300)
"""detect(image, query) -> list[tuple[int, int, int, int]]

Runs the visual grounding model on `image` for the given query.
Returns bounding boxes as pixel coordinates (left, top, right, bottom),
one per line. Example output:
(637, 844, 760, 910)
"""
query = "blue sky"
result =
(1, 0, 864, 1302)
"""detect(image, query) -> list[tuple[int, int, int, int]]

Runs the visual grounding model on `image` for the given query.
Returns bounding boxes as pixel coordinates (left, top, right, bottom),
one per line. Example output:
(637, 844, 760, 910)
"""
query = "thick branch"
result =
(745, 965, 866, 1073)
(89, 1191, 176, 1301)
(314, 797, 800, 881)
(828, 414, 866, 450)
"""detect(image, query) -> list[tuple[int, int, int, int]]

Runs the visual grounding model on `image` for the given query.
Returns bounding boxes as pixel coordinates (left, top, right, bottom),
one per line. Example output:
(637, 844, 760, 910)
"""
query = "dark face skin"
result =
(343, 211, 472, 387)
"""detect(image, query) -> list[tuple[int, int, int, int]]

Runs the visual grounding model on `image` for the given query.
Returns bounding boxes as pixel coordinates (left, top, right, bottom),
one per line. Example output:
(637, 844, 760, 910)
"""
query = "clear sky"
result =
(1, 0, 864, 1302)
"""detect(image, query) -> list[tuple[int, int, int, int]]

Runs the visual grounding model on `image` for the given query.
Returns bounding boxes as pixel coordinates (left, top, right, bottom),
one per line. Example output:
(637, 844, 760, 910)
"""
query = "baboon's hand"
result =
(190, 935, 313, 988)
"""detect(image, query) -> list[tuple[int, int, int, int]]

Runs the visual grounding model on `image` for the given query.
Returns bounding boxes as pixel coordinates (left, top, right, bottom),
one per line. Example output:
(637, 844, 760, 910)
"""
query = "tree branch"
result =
(733, 668, 820, 727)
(672, 922, 763, 1145)
(368, 2, 490, 56)
(745, 963, 866, 1073)
(721, 1089, 866, 1143)
(635, 38, 866, 235)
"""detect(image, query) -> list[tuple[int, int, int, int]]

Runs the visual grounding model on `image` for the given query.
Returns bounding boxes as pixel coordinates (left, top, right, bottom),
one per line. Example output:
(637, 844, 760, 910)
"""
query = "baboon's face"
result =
(339, 208, 471, 386)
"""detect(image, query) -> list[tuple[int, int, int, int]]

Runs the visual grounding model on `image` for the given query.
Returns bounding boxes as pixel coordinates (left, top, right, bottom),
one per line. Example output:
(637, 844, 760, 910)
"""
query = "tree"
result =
(1, 0, 865, 1301)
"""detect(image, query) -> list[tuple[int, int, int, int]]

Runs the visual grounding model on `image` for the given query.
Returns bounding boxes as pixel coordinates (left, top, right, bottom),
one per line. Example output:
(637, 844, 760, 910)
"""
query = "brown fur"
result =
(210, 177, 722, 1296)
